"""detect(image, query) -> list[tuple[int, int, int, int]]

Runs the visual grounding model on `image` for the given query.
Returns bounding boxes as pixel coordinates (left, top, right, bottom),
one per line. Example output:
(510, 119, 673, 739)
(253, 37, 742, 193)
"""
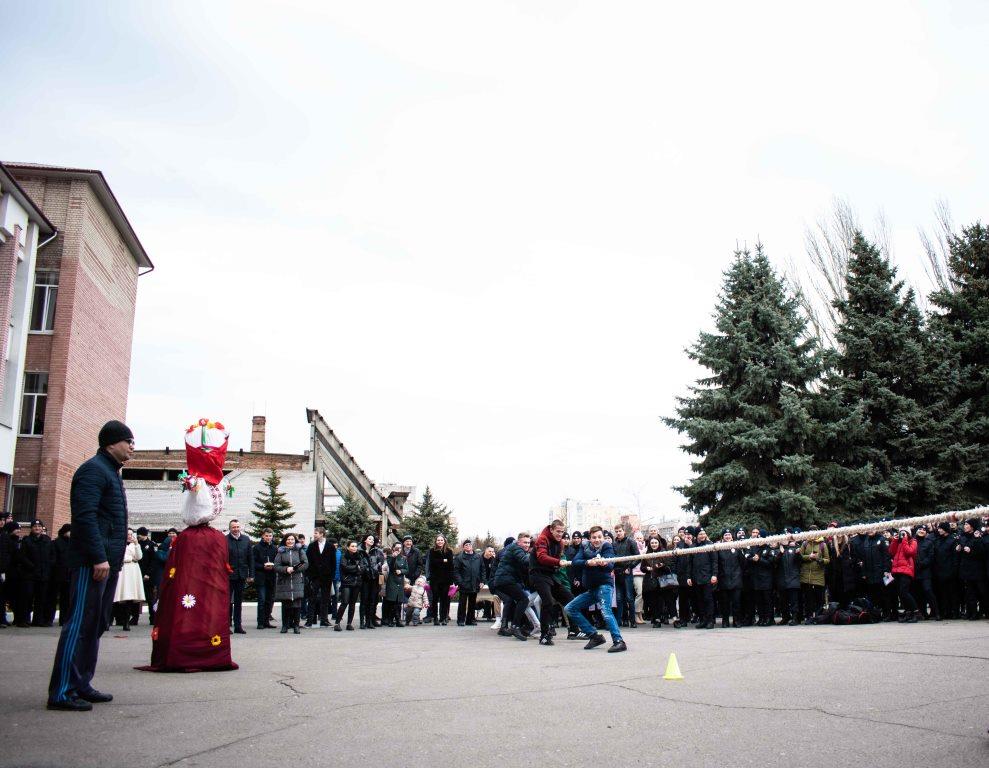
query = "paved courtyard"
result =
(1, 609, 987, 768)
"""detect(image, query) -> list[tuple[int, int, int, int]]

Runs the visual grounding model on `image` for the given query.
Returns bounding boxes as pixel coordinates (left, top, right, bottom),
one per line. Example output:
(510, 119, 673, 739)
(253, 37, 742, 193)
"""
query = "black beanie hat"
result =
(99, 420, 133, 448)
(966, 518, 980, 530)
(937, 521, 951, 533)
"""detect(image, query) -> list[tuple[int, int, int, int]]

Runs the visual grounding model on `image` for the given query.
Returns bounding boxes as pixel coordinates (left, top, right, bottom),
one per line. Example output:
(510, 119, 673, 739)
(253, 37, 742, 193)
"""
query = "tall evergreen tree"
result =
(817, 233, 941, 518)
(249, 468, 295, 539)
(664, 246, 821, 532)
(398, 486, 459, 552)
(927, 222, 989, 504)
(323, 490, 374, 544)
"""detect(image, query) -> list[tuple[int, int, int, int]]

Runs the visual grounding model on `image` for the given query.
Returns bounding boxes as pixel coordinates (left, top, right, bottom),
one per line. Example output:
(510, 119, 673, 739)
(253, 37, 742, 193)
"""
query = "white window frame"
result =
(29, 270, 59, 334)
(18, 372, 48, 436)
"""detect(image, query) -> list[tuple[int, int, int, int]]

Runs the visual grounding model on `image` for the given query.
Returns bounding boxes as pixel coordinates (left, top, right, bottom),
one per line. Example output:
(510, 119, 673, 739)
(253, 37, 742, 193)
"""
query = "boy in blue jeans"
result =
(564, 526, 627, 653)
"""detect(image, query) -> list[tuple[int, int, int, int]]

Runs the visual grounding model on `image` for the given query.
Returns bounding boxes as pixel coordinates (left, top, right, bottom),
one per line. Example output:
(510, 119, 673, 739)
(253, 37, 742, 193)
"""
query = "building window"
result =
(11, 485, 38, 524)
(19, 372, 48, 436)
(30, 270, 59, 332)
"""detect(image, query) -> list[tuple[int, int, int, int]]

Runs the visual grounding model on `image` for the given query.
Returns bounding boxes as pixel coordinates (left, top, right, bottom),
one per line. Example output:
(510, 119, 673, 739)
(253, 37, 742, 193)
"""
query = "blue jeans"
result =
(565, 583, 622, 642)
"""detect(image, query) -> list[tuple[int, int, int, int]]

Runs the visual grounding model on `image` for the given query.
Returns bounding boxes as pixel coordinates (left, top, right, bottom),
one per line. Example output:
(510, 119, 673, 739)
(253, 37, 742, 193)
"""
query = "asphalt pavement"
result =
(1, 609, 987, 768)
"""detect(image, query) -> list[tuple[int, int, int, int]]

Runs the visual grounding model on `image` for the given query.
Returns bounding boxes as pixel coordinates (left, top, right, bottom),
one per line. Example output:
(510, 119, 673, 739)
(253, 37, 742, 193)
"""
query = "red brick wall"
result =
(11, 172, 141, 531)
(128, 449, 308, 473)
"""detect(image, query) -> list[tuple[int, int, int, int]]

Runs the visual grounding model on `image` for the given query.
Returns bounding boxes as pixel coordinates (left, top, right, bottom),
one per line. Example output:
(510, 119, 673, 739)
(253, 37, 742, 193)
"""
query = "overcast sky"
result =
(2, 1, 987, 538)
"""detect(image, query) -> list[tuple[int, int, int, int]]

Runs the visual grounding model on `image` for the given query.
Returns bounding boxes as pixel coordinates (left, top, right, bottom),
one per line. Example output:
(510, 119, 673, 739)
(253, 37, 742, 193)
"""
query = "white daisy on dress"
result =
(181, 594, 197, 609)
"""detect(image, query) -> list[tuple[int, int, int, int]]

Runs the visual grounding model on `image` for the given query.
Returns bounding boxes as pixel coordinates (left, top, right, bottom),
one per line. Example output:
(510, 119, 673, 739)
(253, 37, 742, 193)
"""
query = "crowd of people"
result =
(6, 510, 988, 655)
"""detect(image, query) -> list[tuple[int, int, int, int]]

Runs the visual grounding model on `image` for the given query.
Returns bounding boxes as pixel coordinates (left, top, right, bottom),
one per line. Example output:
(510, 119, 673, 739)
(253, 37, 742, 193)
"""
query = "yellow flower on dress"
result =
(210, 634, 221, 647)
(169, 567, 176, 579)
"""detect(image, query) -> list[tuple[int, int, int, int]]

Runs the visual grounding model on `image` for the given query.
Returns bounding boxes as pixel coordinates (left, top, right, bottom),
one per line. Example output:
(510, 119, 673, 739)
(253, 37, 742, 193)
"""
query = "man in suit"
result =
(226, 519, 253, 634)
(47, 420, 133, 711)
(306, 528, 336, 627)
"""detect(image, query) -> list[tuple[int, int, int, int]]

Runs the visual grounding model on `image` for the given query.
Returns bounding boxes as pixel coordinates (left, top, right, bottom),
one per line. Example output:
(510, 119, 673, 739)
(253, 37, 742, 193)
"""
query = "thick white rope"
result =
(585, 506, 989, 564)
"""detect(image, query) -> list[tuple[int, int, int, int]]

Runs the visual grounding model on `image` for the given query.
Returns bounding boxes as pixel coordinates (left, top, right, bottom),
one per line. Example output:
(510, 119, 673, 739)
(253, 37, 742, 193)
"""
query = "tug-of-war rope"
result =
(590, 506, 989, 565)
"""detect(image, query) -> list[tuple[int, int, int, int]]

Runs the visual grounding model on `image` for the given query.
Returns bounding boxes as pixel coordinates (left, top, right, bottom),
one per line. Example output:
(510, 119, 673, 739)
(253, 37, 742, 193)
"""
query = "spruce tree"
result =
(323, 490, 374, 544)
(927, 222, 989, 504)
(664, 246, 821, 532)
(249, 469, 295, 539)
(817, 233, 939, 518)
(398, 486, 459, 551)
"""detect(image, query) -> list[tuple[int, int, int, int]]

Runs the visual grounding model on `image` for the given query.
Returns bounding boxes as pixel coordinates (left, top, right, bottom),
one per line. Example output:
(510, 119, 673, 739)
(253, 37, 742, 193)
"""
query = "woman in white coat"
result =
(113, 528, 144, 630)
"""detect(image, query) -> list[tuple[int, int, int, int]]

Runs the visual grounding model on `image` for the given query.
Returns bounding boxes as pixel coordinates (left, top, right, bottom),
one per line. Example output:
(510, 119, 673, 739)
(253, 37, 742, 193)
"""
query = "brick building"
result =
(3, 163, 153, 530)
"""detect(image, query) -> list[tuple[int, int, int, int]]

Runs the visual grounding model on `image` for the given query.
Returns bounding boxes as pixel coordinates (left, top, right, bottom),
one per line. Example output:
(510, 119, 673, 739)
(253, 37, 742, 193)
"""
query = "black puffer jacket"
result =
(672, 545, 692, 586)
(426, 547, 455, 584)
(956, 533, 986, 582)
(68, 450, 129, 571)
(360, 546, 385, 582)
(340, 549, 362, 588)
(492, 542, 529, 588)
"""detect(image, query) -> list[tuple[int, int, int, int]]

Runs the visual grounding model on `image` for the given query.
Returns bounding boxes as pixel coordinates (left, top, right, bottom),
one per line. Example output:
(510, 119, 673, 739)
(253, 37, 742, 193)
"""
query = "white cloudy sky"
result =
(2, 1, 987, 538)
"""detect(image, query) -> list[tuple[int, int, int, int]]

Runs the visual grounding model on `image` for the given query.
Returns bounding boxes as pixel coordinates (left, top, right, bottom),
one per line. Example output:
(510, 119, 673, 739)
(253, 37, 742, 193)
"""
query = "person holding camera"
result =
(889, 527, 919, 622)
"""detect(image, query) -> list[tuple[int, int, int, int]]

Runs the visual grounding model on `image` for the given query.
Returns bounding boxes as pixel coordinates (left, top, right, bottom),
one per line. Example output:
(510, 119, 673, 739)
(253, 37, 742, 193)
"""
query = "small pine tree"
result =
(323, 490, 374, 545)
(399, 486, 459, 552)
(471, 530, 498, 552)
(249, 469, 295, 539)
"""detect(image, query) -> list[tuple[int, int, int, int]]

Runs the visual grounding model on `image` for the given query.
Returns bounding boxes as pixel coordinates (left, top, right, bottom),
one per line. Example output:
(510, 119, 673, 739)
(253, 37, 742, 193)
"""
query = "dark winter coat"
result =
(776, 544, 802, 590)
(689, 543, 718, 585)
(641, 550, 669, 592)
(401, 544, 424, 583)
(480, 554, 497, 586)
(385, 554, 409, 602)
(360, 546, 385, 582)
(453, 550, 483, 593)
(914, 536, 936, 581)
(564, 544, 583, 588)
(340, 549, 362, 588)
(426, 547, 455, 584)
(932, 534, 959, 582)
(745, 545, 776, 591)
(0, 525, 14, 574)
(672, 545, 692, 586)
(832, 546, 859, 594)
(611, 536, 639, 575)
(273, 545, 308, 601)
(716, 548, 744, 591)
(226, 533, 254, 580)
(136, 537, 161, 584)
(571, 541, 615, 588)
(17, 533, 52, 582)
(253, 540, 278, 579)
(492, 542, 529, 588)
(67, 449, 129, 571)
(853, 534, 889, 585)
(956, 533, 986, 582)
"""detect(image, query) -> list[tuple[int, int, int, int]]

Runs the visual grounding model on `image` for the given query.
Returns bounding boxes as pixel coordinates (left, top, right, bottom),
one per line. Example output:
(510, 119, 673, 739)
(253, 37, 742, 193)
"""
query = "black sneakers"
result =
(538, 634, 554, 646)
(608, 640, 628, 653)
(583, 633, 606, 650)
(47, 698, 93, 712)
(78, 690, 113, 703)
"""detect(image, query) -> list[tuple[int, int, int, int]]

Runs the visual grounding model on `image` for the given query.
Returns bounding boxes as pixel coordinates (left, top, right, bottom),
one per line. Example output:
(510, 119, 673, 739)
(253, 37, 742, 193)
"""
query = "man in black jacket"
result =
(932, 522, 960, 619)
(226, 519, 254, 634)
(716, 530, 743, 628)
(18, 519, 53, 627)
(0, 513, 14, 627)
(135, 527, 160, 625)
(252, 529, 278, 628)
(745, 527, 777, 626)
(48, 524, 73, 626)
(611, 524, 639, 628)
(688, 529, 718, 629)
(305, 528, 336, 627)
(47, 420, 133, 711)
